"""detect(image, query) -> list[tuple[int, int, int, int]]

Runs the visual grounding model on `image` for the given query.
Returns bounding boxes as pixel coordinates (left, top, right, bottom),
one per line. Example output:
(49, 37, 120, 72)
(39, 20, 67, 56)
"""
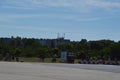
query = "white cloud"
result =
(0, 13, 113, 23)
(0, 0, 120, 23)
(0, 25, 38, 30)
(86, 0, 120, 9)
(1, 0, 120, 11)
(30, 0, 120, 9)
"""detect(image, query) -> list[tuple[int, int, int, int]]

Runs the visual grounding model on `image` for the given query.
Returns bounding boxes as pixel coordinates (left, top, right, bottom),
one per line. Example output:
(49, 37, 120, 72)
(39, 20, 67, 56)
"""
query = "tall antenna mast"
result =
(57, 33, 60, 39)
(63, 33, 65, 39)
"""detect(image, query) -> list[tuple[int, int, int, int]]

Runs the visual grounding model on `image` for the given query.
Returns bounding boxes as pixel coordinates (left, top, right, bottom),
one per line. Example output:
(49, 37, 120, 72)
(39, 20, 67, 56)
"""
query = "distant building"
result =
(38, 38, 70, 48)
(0, 38, 11, 44)
(37, 39, 52, 46)
(0, 37, 71, 48)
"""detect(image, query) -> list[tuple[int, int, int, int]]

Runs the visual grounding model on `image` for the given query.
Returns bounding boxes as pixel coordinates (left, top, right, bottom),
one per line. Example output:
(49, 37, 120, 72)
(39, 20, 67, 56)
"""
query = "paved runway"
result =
(0, 62, 120, 80)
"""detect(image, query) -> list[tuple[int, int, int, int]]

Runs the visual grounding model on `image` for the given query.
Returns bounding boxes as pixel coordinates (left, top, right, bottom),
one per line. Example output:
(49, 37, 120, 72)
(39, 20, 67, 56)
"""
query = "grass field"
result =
(20, 57, 79, 63)
(0, 57, 78, 63)
(1, 57, 120, 65)
(20, 57, 58, 62)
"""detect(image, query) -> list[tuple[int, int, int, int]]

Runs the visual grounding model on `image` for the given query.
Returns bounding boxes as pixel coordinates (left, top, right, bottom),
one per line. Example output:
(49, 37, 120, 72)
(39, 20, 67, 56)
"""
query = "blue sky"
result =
(0, 0, 120, 41)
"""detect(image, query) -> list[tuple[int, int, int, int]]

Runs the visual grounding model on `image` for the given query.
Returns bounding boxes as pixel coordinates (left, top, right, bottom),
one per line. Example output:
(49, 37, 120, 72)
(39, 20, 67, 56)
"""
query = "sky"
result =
(0, 0, 120, 41)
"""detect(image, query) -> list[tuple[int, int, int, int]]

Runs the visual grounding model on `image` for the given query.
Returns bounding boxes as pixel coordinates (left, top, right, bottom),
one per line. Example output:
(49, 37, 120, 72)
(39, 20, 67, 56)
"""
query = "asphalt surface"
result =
(41, 63, 120, 73)
(0, 62, 120, 80)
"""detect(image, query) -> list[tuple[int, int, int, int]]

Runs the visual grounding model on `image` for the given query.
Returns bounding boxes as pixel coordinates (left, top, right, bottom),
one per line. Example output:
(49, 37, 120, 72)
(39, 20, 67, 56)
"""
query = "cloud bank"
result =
(1, 0, 120, 11)
(0, 0, 120, 23)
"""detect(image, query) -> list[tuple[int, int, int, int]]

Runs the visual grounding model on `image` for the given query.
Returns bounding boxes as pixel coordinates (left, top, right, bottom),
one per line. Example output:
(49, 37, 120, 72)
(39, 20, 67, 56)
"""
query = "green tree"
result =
(109, 43, 120, 60)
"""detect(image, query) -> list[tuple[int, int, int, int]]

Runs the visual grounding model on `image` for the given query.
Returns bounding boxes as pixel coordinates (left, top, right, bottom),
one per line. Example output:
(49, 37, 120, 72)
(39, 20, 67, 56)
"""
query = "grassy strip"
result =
(20, 57, 61, 63)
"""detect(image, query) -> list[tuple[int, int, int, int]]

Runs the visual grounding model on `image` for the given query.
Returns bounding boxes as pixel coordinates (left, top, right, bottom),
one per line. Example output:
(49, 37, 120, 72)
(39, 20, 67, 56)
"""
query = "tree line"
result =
(0, 37, 120, 60)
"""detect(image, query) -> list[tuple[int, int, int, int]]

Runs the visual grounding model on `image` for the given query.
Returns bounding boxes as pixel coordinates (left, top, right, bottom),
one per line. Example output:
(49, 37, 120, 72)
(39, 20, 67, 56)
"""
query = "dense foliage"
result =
(0, 37, 120, 60)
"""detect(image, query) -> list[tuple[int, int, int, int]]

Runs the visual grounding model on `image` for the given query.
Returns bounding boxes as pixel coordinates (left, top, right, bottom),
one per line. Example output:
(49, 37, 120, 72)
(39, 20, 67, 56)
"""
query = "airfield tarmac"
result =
(0, 62, 120, 80)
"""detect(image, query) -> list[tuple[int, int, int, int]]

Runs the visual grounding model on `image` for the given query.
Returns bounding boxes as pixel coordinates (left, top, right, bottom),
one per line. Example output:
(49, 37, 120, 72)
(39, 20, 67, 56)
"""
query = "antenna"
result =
(63, 33, 65, 39)
(57, 33, 60, 39)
